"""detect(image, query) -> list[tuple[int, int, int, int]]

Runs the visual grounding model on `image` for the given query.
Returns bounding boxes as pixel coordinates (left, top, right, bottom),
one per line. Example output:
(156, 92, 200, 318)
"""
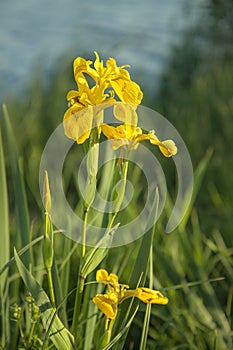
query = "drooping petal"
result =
(141, 132, 178, 157)
(158, 140, 177, 157)
(110, 79, 143, 105)
(93, 294, 118, 319)
(136, 287, 168, 305)
(113, 104, 138, 126)
(63, 105, 93, 144)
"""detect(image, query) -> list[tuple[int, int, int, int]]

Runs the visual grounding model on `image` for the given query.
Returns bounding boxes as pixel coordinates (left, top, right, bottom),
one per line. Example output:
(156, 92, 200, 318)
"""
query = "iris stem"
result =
(72, 121, 102, 342)
(107, 159, 129, 231)
(81, 208, 88, 257)
(71, 269, 85, 339)
(47, 267, 56, 309)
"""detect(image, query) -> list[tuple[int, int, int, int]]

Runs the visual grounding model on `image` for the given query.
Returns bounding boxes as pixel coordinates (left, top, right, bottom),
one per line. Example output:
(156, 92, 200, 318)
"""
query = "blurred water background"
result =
(0, 0, 202, 100)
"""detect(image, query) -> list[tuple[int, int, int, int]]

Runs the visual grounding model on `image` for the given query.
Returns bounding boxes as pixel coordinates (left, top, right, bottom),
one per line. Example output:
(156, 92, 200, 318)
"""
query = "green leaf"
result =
(0, 125, 10, 347)
(2, 104, 30, 268)
(129, 188, 159, 288)
(112, 189, 159, 349)
(139, 246, 153, 350)
(0, 235, 43, 277)
(81, 225, 118, 278)
(103, 305, 139, 350)
(14, 248, 75, 350)
(178, 148, 213, 232)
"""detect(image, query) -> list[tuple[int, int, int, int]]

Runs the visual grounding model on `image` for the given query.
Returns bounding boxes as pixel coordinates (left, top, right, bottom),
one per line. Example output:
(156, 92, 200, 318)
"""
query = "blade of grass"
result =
(113, 189, 159, 349)
(2, 104, 30, 268)
(0, 235, 44, 277)
(0, 126, 10, 348)
(129, 188, 159, 288)
(178, 148, 213, 232)
(83, 277, 101, 350)
(103, 305, 139, 350)
(14, 248, 75, 350)
(51, 259, 68, 326)
(60, 236, 72, 317)
(139, 245, 154, 350)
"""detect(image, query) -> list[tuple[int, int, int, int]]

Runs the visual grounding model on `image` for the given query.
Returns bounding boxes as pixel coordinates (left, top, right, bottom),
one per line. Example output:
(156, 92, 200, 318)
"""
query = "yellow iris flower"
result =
(93, 269, 168, 320)
(101, 123, 177, 157)
(63, 52, 143, 144)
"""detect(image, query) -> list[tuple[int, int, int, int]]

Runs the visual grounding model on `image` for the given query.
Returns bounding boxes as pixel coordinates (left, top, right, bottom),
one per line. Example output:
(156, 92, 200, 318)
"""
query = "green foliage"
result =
(0, 125, 10, 348)
(14, 248, 75, 350)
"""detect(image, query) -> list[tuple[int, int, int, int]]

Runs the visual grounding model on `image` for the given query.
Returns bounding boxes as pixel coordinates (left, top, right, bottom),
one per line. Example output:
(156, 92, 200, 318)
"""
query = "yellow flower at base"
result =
(101, 123, 177, 157)
(93, 269, 168, 320)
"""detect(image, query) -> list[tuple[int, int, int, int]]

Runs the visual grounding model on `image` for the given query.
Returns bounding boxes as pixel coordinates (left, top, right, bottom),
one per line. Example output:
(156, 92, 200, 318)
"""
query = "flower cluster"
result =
(93, 269, 168, 320)
(63, 52, 142, 144)
(63, 52, 177, 157)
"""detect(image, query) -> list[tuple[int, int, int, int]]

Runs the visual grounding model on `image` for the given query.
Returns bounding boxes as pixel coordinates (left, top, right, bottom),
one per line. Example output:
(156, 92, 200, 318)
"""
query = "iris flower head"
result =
(93, 269, 168, 320)
(63, 52, 143, 144)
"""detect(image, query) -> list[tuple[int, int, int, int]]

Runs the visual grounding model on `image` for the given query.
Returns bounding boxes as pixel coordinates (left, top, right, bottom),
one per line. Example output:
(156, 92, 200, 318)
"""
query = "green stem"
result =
(47, 267, 56, 309)
(72, 127, 101, 341)
(81, 208, 89, 257)
(28, 321, 36, 346)
(107, 159, 129, 230)
(71, 271, 85, 339)
(99, 318, 115, 349)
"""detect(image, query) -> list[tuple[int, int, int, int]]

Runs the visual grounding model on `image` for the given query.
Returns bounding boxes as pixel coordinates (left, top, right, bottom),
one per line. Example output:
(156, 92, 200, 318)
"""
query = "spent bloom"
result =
(63, 52, 143, 144)
(93, 269, 168, 320)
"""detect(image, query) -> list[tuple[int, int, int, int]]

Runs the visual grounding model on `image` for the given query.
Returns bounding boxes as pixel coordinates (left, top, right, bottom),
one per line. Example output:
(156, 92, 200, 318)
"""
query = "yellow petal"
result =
(93, 294, 118, 319)
(110, 79, 143, 104)
(158, 140, 177, 157)
(121, 289, 139, 301)
(124, 124, 140, 139)
(108, 273, 119, 284)
(96, 269, 109, 282)
(73, 56, 98, 86)
(148, 134, 177, 158)
(66, 90, 80, 102)
(136, 287, 168, 305)
(63, 105, 92, 144)
(101, 124, 115, 139)
(93, 51, 105, 76)
(113, 104, 138, 126)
